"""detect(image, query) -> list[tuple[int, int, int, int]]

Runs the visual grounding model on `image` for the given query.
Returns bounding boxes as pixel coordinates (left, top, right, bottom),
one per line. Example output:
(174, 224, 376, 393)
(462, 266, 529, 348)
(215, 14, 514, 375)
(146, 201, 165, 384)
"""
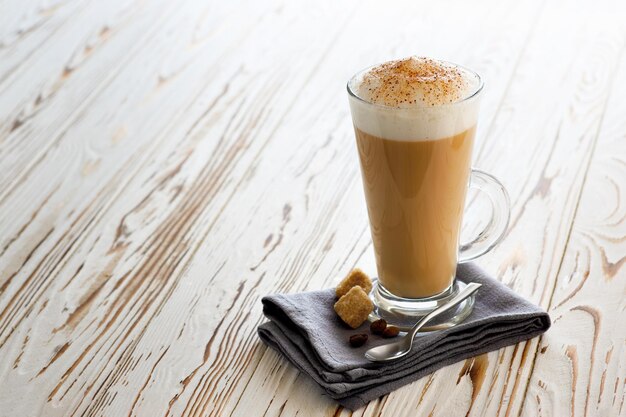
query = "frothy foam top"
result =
(348, 57, 482, 141)
(354, 57, 477, 107)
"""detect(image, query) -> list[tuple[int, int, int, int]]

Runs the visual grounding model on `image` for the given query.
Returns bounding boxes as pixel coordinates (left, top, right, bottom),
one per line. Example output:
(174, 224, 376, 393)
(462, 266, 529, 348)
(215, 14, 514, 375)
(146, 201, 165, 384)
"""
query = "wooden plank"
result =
(0, 0, 182, 198)
(521, 35, 626, 417)
(0, 1, 362, 416)
(0, 0, 269, 325)
(0, 0, 87, 80)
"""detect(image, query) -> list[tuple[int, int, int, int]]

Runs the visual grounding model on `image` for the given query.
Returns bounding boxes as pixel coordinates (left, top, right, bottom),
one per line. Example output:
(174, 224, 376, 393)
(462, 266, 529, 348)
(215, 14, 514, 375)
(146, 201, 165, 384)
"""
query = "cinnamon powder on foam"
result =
(358, 57, 469, 107)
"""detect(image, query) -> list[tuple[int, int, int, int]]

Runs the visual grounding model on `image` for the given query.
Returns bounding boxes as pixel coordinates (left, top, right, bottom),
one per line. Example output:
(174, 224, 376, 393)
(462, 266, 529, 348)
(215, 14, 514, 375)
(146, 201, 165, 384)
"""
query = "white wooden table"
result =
(0, 0, 625, 416)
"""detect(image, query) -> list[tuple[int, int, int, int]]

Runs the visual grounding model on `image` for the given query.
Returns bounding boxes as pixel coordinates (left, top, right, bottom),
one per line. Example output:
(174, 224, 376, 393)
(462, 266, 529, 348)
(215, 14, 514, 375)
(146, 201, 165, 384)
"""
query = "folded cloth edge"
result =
(256, 263, 551, 409)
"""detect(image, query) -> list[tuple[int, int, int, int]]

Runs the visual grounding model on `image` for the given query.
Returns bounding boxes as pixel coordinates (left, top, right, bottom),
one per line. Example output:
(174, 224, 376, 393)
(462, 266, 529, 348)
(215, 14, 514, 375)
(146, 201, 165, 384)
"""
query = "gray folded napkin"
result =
(257, 263, 551, 409)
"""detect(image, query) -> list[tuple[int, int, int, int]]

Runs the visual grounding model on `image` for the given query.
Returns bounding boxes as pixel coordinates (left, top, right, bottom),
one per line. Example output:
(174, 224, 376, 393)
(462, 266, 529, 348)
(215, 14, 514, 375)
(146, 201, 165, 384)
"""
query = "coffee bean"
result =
(349, 333, 368, 347)
(382, 325, 400, 338)
(370, 319, 387, 335)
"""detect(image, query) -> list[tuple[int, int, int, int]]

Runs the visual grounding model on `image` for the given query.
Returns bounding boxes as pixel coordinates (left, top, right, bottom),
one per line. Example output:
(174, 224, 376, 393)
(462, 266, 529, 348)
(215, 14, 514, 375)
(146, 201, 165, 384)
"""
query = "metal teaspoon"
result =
(364, 282, 482, 362)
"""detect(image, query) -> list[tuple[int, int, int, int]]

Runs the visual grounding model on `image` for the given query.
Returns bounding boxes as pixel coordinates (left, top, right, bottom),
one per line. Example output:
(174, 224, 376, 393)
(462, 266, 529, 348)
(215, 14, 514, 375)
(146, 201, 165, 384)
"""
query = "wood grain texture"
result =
(521, 32, 626, 417)
(0, 0, 624, 416)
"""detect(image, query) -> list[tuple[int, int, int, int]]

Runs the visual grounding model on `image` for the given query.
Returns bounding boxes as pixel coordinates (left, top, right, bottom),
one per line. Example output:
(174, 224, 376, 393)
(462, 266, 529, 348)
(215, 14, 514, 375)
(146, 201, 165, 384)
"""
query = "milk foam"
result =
(348, 57, 482, 141)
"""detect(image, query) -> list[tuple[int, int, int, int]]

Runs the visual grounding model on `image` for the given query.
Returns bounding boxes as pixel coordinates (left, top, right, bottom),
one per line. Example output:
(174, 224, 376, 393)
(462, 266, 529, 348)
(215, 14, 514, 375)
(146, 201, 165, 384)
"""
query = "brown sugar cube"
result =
(334, 286, 373, 329)
(335, 268, 373, 298)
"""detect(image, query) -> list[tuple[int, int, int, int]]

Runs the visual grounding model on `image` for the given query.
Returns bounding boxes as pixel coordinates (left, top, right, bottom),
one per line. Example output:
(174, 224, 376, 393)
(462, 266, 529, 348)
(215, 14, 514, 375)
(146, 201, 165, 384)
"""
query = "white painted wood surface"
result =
(0, 0, 624, 416)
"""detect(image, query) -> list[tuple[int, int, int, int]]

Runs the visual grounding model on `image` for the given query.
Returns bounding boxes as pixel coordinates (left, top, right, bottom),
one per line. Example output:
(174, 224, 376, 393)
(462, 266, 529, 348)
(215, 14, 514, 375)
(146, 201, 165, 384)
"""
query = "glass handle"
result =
(458, 169, 511, 263)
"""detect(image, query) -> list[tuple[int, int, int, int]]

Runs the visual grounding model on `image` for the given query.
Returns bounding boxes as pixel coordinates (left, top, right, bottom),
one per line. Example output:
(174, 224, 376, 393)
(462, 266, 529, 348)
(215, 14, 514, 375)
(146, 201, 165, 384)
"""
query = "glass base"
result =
(368, 279, 475, 331)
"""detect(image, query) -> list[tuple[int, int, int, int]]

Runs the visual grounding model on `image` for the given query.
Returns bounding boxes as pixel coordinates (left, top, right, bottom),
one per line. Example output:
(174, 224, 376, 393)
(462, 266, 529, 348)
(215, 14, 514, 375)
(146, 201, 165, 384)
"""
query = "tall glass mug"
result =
(347, 58, 510, 329)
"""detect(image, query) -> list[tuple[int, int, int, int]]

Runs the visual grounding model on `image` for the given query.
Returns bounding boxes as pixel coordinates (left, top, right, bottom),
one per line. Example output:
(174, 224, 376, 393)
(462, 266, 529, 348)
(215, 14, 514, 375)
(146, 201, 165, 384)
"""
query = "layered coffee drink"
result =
(348, 57, 481, 299)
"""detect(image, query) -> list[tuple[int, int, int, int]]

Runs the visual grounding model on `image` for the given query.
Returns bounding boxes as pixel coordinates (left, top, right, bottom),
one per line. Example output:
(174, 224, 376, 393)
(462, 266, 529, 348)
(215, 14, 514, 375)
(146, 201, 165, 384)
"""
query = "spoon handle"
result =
(407, 282, 482, 339)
